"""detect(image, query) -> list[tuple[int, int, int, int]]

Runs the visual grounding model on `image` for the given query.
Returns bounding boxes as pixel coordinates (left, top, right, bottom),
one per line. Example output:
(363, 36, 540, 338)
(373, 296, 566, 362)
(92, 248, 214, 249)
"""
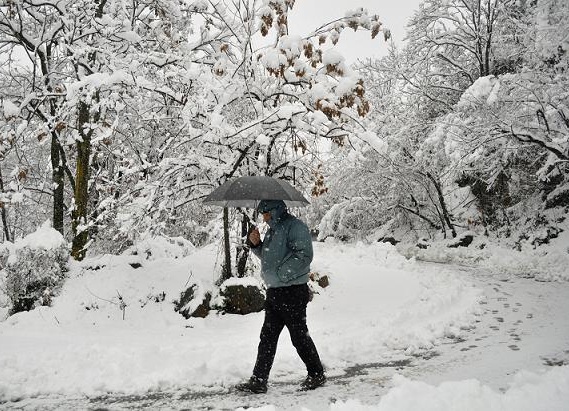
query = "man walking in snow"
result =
(236, 199, 325, 394)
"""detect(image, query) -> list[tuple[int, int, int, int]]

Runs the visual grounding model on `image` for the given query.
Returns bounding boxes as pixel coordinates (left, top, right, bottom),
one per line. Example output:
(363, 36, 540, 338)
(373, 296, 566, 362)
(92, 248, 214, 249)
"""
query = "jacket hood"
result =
(257, 200, 287, 225)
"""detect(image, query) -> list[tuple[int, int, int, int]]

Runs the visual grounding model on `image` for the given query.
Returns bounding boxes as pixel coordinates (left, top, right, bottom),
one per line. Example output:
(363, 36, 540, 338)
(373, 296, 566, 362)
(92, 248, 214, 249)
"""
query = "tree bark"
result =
(0, 167, 11, 242)
(396, 204, 442, 230)
(50, 131, 65, 235)
(236, 213, 251, 277)
(71, 101, 92, 260)
(426, 172, 456, 238)
(220, 207, 232, 282)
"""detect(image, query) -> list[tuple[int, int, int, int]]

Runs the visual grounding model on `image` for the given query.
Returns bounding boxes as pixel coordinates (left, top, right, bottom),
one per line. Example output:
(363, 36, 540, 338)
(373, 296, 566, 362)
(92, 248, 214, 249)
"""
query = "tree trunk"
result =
(0, 167, 11, 242)
(220, 207, 232, 282)
(70, 0, 106, 259)
(71, 101, 92, 260)
(51, 132, 65, 235)
(397, 203, 442, 231)
(236, 214, 251, 277)
(427, 172, 456, 238)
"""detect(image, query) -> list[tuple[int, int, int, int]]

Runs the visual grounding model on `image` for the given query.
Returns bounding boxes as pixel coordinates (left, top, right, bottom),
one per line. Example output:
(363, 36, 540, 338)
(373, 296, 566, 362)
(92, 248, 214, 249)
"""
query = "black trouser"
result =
(252, 283, 324, 381)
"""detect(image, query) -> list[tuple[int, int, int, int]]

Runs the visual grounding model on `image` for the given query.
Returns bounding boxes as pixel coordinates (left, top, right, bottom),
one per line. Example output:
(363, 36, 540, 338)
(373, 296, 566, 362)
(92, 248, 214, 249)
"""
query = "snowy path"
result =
(408, 264, 569, 390)
(3, 260, 568, 411)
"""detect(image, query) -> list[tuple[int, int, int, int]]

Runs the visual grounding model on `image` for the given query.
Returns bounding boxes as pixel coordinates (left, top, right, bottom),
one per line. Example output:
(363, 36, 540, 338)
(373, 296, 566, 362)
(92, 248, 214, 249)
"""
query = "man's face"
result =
(262, 211, 271, 223)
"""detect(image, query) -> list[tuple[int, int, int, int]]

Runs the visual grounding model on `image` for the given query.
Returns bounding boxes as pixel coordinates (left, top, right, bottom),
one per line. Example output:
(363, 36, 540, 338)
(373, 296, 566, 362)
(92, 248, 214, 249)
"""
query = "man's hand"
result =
(249, 227, 261, 246)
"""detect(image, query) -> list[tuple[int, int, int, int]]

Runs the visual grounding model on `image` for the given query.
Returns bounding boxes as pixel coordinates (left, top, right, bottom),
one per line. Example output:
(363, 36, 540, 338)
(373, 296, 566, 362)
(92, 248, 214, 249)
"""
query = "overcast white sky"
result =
(288, 0, 422, 63)
(0, 1, 422, 68)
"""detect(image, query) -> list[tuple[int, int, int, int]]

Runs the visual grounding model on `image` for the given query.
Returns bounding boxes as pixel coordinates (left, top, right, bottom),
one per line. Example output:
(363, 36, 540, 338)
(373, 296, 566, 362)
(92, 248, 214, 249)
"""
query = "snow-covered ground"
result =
(1, 239, 568, 410)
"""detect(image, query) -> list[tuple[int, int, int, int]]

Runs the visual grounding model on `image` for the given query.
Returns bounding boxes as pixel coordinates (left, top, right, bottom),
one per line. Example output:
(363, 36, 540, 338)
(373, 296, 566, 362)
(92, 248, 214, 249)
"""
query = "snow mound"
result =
(330, 366, 569, 411)
(10, 220, 66, 256)
(399, 236, 569, 282)
(457, 75, 500, 108)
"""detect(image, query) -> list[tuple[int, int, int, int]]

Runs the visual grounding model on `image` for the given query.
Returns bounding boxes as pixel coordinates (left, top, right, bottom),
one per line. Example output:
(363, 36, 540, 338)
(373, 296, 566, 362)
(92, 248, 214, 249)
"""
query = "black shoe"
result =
(235, 376, 268, 394)
(300, 373, 326, 390)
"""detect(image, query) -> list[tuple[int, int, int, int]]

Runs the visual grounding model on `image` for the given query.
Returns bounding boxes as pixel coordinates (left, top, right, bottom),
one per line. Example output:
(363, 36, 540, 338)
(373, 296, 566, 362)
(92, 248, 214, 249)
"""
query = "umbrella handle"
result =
(245, 224, 262, 248)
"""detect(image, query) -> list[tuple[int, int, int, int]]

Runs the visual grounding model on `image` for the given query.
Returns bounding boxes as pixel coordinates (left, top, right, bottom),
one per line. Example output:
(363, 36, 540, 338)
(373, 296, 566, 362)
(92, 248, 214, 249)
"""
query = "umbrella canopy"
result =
(203, 176, 309, 208)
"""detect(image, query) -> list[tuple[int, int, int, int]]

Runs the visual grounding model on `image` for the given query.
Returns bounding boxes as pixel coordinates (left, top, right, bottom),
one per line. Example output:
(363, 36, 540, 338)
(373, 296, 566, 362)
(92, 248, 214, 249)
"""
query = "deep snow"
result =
(1, 238, 568, 410)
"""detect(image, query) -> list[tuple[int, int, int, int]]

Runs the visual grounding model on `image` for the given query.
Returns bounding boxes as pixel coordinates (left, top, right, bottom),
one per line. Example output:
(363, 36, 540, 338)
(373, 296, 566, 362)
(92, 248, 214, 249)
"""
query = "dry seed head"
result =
(357, 100, 370, 117)
(332, 136, 345, 146)
(261, 24, 269, 36)
(303, 42, 313, 58)
(18, 169, 28, 181)
(326, 64, 344, 76)
(371, 22, 381, 40)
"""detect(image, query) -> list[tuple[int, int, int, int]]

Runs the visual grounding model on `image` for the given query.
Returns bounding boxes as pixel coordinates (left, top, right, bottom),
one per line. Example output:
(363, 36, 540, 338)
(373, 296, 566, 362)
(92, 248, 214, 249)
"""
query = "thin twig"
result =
(183, 270, 194, 289)
(116, 290, 127, 320)
(85, 286, 118, 306)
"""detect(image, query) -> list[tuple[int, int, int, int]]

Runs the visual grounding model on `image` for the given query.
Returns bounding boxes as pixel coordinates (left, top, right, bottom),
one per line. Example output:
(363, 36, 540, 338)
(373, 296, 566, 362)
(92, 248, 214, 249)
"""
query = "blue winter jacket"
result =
(251, 201, 313, 288)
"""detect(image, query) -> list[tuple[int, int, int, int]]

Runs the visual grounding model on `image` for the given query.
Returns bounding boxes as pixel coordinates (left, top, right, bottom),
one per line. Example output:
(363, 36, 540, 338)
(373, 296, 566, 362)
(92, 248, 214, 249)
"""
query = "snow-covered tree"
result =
(1, 0, 390, 270)
(438, 0, 569, 231)
(318, 0, 568, 243)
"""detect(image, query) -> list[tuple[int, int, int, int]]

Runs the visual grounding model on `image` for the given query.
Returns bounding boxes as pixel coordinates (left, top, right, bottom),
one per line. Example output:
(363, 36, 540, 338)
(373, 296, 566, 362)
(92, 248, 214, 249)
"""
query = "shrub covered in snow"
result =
(4, 222, 69, 314)
(317, 197, 388, 241)
(0, 243, 12, 318)
(0, 242, 10, 270)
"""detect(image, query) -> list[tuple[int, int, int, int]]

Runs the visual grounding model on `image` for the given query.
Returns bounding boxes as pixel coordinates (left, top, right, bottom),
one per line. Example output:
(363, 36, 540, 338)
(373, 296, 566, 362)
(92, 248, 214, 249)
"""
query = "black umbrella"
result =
(203, 176, 309, 208)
